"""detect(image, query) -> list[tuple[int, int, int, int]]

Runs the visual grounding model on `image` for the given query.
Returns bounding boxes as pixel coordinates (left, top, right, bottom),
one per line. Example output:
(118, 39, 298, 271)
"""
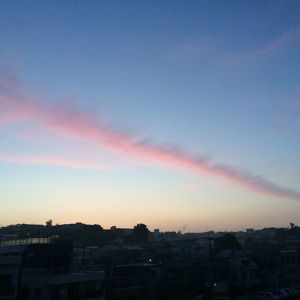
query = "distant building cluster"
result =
(0, 223, 300, 299)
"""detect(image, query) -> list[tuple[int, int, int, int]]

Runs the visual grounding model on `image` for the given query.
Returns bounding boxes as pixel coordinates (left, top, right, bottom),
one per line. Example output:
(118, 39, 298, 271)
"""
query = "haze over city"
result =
(0, 1, 300, 231)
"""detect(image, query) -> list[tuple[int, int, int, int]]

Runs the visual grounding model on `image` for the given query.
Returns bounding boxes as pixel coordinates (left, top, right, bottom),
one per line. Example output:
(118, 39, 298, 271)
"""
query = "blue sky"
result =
(0, 1, 300, 231)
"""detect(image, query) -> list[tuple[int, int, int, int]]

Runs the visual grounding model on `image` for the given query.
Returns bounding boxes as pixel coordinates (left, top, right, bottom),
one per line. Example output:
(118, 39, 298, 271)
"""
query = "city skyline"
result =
(0, 1, 300, 231)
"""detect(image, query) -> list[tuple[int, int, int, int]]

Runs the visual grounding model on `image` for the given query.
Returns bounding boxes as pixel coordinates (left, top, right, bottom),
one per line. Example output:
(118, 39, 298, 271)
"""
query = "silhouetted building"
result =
(0, 239, 105, 300)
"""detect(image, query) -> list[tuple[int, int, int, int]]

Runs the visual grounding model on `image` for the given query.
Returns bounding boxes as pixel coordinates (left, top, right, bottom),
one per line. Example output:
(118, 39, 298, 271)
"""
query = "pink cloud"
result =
(1, 77, 300, 201)
(0, 153, 106, 170)
(0, 113, 22, 128)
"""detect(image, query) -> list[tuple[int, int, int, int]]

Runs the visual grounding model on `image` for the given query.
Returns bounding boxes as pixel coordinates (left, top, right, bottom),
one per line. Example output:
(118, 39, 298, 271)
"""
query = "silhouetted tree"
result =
(290, 222, 295, 229)
(46, 219, 52, 227)
(133, 223, 149, 242)
(214, 233, 241, 254)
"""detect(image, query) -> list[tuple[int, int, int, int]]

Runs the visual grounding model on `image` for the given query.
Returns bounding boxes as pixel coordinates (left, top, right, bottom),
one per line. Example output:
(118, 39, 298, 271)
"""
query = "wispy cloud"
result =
(1, 75, 300, 201)
(272, 95, 300, 133)
(0, 153, 106, 170)
(234, 29, 300, 63)
(172, 38, 215, 58)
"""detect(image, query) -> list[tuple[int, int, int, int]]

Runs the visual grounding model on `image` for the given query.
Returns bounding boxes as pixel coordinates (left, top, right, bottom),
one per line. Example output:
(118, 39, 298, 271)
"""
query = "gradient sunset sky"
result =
(0, 1, 300, 231)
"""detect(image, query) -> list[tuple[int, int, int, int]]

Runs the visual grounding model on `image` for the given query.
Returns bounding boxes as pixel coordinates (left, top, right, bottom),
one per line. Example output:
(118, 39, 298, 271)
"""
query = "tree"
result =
(46, 220, 52, 227)
(133, 223, 150, 242)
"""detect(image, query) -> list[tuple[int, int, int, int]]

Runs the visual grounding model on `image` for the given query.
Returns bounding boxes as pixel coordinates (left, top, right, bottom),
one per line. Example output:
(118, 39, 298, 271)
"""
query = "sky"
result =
(0, 1, 300, 232)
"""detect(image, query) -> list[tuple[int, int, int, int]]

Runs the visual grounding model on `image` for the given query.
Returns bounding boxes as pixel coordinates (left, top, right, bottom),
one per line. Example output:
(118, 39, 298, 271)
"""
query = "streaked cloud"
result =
(1, 75, 300, 201)
(172, 38, 215, 58)
(272, 95, 300, 133)
(234, 29, 300, 63)
(0, 153, 106, 170)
